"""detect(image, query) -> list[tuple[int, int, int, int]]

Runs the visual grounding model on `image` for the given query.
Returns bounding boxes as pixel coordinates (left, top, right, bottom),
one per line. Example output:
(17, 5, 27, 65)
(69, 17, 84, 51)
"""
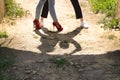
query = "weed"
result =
(50, 57, 68, 67)
(0, 32, 8, 38)
(2, 0, 28, 25)
(89, 0, 119, 29)
(100, 18, 119, 30)
(5, 0, 25, 18)
(111, 64, 120, 67)
(89, 0, 116, 17)
(108, 34, 116, 40)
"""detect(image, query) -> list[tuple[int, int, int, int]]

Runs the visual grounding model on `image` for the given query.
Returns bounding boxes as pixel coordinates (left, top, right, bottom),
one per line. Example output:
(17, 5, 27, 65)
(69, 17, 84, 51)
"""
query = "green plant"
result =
(100, 18, 119, 30)
(89, 0, 116, 17)
(111, 63, 120, 67)
(89, 0, 119, 29)
(0, 32, 8, 38)
(4, 0, 25, 18)
(108, 34, 116, 40)
(50, 57, 67, 67)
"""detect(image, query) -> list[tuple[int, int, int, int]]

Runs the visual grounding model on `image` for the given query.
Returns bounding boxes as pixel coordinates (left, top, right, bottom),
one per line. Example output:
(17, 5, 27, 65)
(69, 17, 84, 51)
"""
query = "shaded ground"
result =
(0, 0, 120, 80)
(1, 47, 120, 80)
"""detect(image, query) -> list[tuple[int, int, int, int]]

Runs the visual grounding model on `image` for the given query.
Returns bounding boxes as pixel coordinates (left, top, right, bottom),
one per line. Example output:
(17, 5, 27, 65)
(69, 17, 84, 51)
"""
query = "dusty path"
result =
(3, 0, 119, 53)
(0, 0, 120, 80)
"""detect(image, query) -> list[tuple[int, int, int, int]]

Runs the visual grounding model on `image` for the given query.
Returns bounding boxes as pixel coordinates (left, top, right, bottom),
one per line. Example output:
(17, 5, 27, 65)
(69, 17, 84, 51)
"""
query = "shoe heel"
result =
(53, 22, 63, 32)
(33, 19, 42, 30)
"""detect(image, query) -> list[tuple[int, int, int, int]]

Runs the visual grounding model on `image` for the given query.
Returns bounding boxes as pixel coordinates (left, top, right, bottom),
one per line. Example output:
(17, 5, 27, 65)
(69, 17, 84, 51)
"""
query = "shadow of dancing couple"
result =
(34, 26, 83, 55)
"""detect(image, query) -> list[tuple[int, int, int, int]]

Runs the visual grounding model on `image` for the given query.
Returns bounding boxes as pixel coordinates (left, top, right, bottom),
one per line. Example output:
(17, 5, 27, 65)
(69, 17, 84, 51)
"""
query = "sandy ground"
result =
(0, 0, 120, 80)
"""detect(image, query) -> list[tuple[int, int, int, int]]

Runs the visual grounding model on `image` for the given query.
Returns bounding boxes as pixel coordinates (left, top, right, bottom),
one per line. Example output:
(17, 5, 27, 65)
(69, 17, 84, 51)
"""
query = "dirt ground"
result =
(0, 0, 120, 80)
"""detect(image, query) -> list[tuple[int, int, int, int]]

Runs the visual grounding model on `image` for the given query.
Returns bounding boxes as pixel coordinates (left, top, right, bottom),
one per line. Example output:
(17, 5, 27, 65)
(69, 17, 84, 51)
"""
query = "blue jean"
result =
(35, 0, 58, 22)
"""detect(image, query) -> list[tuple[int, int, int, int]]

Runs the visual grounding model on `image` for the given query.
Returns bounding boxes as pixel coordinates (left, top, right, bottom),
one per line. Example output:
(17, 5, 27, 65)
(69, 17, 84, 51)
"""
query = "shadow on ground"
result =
(34, 26, 83, 55)
(0, 46, 120, 80)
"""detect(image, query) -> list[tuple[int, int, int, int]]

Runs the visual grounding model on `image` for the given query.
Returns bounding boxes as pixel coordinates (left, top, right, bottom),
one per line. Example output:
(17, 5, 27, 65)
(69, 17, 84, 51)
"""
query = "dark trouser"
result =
(41, 0, 83, 19)
(41, 0, 49, 18)
(70, 0, 83, 19)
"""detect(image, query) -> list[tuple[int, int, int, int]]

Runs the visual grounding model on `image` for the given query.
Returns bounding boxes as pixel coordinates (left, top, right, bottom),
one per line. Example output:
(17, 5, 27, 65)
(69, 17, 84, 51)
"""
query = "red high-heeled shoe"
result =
(33, 19, 42, 30)
(53, 22, 63, 32)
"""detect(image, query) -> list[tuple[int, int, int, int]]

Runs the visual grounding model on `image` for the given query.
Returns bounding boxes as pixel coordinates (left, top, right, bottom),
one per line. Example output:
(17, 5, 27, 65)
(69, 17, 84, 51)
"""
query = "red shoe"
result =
(53, 22, 63, 32)
(33, 19, 42, 30)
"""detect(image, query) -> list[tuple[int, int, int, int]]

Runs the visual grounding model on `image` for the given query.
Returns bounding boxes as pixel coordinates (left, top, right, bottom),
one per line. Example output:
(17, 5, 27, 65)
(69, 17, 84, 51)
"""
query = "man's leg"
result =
(40, 0, 49, 26)
(70, 0, 83, 19)
(41, 0, 49, 18)
(70, 0, 88, 28)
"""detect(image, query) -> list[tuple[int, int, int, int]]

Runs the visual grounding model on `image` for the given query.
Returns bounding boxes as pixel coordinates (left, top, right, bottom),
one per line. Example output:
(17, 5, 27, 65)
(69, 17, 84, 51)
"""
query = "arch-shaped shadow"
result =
(34, 26, 83, 54)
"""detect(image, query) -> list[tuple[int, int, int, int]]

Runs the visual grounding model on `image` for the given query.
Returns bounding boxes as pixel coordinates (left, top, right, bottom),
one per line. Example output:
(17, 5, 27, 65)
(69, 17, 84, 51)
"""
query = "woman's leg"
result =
(35, 0, 47, 19)
(48, 0, 63, 31)
(48, 0, 58, 22)
(34, 0, 47, 29)
(41, 0, 49, 18)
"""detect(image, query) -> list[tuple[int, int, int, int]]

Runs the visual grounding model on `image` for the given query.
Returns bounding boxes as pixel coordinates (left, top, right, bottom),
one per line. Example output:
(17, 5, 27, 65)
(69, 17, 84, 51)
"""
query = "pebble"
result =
(36, 59, 44, 63)
(32, 70, 37, 75)
(23, 76, 29, 80)
(78, 69, 84, 72)
(13, 66, 17, 70)
(25, 70, 32, 74)
(33, 77, 37, 80)
(70, 62, 74, 65)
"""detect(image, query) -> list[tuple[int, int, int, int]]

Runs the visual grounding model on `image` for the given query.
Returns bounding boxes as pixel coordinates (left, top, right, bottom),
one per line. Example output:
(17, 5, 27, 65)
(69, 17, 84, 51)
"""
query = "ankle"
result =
(53, 22, 61, 26)
(80, 18, 84, 21)
(33, 19, 39, 22)
(53, 22, 63, 32)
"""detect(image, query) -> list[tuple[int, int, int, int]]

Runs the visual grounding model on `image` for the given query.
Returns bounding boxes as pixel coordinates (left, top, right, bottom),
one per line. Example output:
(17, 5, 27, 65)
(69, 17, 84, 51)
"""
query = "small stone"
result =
(75, 62, 78, 65)
(22, 45, 25, 47)
(76, 65, 80, 68)
(24, 76, 29, 80)
(36, 67, 40, 71)
(25, 70, 32, 74)
(33, 77, 37, 80)
(106, 71, 112, 74)
(78, 69, 84, 72)
(32, 70, 37, 75)
(70, 62, 74, 65)
(85, 67, 93, 71)
(36, 59, 44, 63)
(13, 66, 17, 70)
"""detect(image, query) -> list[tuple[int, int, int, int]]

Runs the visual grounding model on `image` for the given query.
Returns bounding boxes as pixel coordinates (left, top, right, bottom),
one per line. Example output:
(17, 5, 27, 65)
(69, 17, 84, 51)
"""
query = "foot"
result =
(81, 21, 89, 29)
(40, 21, 44, 27)
(33, 19, 42, 30)
(53, 22, 63, 32)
